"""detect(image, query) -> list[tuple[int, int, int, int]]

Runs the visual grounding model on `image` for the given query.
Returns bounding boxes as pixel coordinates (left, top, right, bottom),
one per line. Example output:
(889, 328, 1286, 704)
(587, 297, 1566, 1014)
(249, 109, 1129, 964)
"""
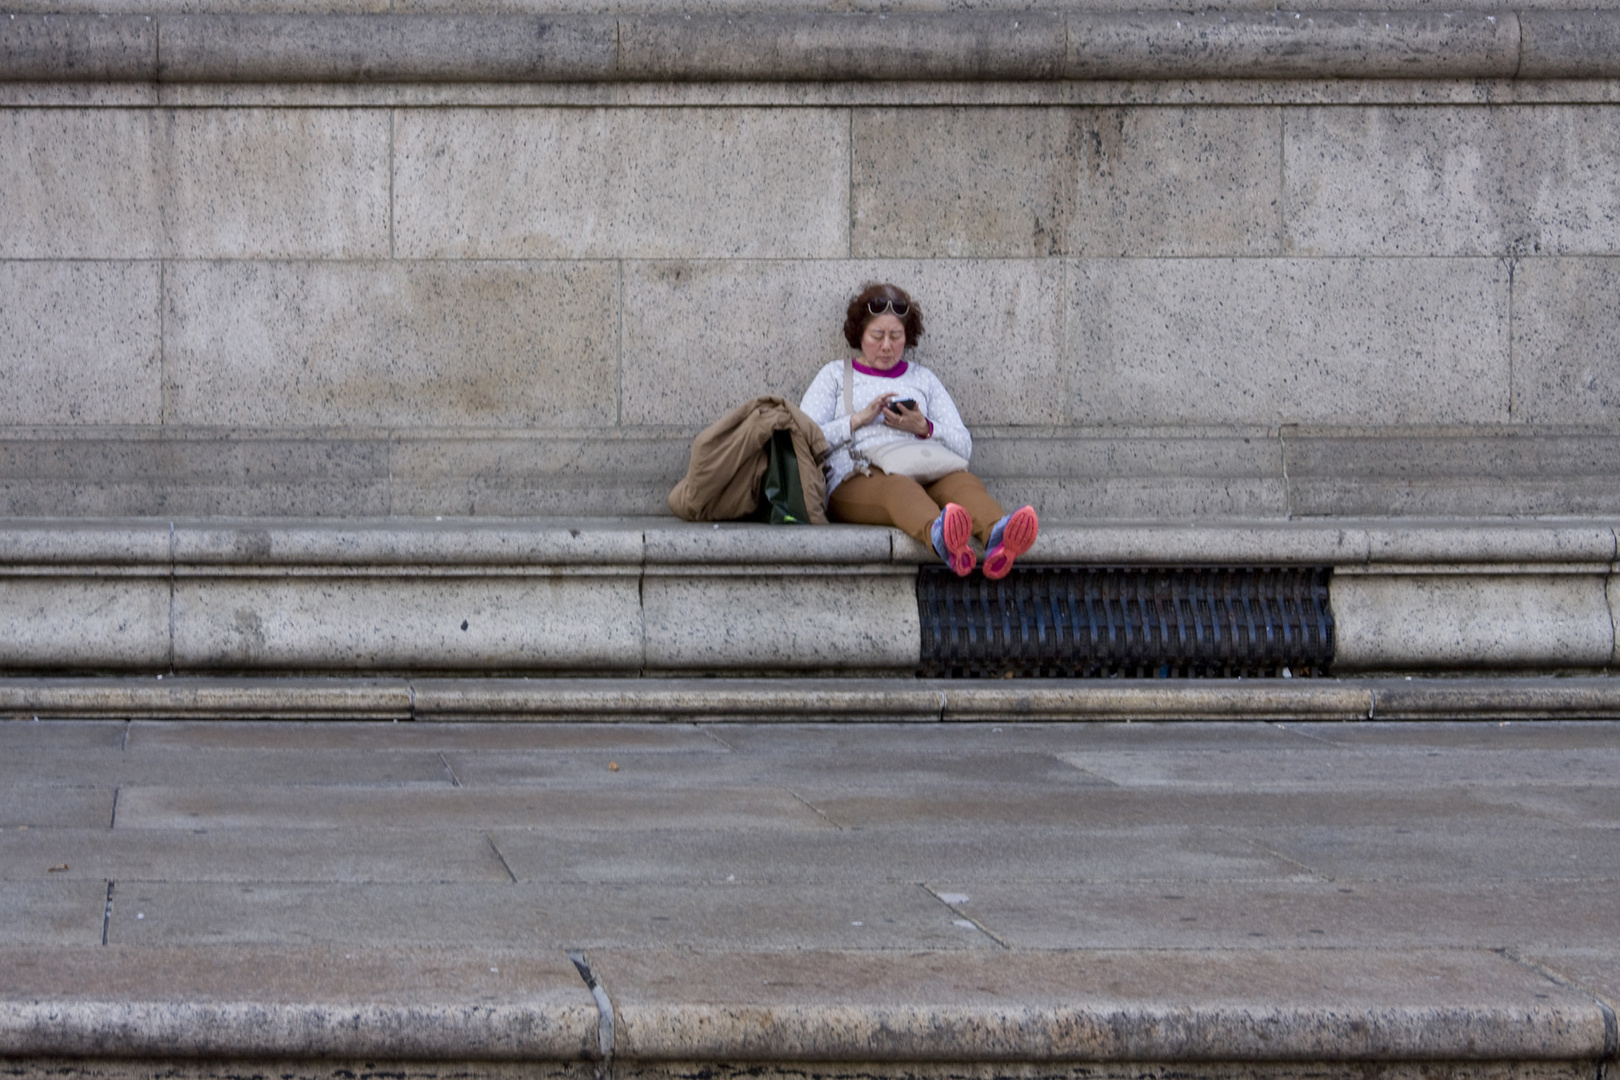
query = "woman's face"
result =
(860, 313, 907, 370)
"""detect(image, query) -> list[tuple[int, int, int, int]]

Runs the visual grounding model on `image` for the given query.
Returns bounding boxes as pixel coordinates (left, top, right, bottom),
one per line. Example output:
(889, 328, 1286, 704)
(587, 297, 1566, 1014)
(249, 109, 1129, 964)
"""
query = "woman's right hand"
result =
(851, 392, 897, 432)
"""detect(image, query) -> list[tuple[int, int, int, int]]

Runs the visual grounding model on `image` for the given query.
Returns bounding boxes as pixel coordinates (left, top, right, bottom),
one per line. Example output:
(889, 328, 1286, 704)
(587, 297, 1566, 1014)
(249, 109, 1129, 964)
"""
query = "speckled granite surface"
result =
(1, 716, 1618, 1073)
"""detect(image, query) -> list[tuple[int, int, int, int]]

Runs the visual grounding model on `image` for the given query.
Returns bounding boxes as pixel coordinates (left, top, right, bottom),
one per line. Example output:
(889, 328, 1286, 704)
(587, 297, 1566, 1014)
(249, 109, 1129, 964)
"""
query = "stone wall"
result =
(3, 11, 1619, 520)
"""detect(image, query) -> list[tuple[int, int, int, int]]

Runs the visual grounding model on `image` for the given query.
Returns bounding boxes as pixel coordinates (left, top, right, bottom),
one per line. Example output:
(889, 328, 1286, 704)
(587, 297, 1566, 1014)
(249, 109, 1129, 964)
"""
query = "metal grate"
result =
(917, 565, 1334, 678)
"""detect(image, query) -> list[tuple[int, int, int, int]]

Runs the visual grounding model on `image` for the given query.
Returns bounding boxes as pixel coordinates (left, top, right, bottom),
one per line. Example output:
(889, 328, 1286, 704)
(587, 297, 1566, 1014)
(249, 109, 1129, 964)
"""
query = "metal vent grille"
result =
(917, 566, 1334, 678)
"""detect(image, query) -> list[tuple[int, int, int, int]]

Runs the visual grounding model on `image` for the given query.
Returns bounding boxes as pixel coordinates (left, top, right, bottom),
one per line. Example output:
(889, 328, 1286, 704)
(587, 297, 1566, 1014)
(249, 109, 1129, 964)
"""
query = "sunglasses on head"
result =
(866, 298, 910, 317)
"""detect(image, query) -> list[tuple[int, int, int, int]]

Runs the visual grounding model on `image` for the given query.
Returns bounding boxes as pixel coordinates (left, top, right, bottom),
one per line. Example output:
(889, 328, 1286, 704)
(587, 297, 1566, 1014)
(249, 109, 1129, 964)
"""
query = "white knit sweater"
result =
(798, 358, 974, 496)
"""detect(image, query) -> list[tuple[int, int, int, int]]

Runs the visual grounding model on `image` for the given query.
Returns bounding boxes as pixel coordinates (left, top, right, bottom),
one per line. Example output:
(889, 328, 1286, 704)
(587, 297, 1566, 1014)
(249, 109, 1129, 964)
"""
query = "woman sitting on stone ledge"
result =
(799, 282, 1039, 579)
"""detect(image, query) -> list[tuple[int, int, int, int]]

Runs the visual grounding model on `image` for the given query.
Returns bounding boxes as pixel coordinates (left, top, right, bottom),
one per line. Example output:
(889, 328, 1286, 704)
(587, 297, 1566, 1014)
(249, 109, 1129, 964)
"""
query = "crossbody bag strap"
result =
(842, 356, 871, 473)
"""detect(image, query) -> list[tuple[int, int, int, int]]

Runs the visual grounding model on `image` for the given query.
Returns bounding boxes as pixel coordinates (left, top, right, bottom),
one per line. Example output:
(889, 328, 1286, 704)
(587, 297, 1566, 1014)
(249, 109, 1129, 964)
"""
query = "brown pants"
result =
(829, 469, 1005, 549)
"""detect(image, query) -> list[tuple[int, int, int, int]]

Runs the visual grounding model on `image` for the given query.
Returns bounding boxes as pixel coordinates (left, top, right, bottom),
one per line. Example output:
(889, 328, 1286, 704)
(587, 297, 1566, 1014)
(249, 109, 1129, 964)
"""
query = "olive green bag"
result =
(747, 428, 811, 524)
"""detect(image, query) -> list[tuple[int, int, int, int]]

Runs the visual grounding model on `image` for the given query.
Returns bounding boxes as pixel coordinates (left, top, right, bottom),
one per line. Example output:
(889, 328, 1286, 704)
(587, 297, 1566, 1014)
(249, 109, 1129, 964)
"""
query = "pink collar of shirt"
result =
(853, 358, 909, 378)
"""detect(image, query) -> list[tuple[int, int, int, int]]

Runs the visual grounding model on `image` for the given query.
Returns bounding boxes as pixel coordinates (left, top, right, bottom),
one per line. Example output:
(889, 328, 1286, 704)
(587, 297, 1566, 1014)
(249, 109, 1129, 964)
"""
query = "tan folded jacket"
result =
(667, 395, 830, 524)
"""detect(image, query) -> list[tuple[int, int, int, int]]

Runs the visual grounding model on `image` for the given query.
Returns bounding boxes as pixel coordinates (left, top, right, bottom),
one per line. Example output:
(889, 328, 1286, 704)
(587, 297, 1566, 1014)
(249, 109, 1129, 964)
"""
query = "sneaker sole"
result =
(941, 503, 976, 577)
(982, 506, 1038, 581)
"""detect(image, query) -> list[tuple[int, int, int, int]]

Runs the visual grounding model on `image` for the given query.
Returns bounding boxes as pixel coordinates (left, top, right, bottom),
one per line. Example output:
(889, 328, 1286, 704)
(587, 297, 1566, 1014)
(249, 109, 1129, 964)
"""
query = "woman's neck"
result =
(853, 358, 908, 378)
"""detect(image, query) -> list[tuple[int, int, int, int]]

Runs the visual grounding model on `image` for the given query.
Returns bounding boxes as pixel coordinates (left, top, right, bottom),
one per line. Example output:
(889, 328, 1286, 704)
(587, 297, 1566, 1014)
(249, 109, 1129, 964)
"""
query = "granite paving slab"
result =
(0, 785, 117, 828)
(796, 785, 1533, 829)
(112, 785, 831, 831)
(1243, 822, 1620, 880)
(488, 824, 1302, 884)
(0, 719, 127, 751)
(443, 747, 1107, 789)
(125, 719, 727, 753)
(708, 719, 1321, 753)
(929, 878, 1620, 949)
(0, 880, 111, 945)
(1, 747, 458, 787)
(1282, 718, 1620, 749)
(1056, 746, 1620, 789)
(1521, 949, 1620, 1010)
(0, 827, 513, 883)
(103, 881, 1000, 951)
(1476, 785, 1620, 826)
(3, 717, 1620, 1071)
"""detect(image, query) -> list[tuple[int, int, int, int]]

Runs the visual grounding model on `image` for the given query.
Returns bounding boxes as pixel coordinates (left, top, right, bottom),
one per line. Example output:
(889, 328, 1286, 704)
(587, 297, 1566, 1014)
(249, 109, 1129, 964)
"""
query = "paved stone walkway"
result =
(3, 716, 1619, 1076)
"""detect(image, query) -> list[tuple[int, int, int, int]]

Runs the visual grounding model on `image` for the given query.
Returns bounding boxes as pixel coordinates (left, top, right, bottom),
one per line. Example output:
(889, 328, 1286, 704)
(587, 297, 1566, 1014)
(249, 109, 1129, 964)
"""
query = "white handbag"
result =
(843, 357, 969, 485)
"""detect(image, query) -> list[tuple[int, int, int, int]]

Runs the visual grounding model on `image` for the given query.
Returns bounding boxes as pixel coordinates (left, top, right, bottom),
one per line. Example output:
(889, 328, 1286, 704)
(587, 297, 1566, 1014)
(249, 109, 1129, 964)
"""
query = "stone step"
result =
(5, 675, 1620, 721)
(4, 715, 1618, 1077)
(7, 429, 1620, 524)
(2, 517, 1619, 677)
(2, 944, 1612, 1079)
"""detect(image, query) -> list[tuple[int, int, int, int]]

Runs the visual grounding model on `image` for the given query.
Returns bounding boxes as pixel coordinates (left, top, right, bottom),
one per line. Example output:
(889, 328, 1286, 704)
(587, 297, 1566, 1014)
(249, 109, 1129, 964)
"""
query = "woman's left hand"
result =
(883, 400, 931, 438)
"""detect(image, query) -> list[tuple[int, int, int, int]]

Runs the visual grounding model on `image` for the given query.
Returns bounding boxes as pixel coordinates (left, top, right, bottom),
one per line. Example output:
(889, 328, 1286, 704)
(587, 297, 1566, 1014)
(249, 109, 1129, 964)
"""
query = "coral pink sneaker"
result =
(930, 503, 976, 577)
(982, 505, 1038, 581)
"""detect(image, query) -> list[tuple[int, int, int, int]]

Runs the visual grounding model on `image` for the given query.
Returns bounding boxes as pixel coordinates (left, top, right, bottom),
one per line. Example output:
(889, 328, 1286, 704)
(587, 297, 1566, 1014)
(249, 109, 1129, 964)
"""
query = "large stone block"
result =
(0, 262, 161, 426)
(644, 522, 895, 565)
(621, 259, 1064, 427)
(0, 520, 172, 567)
(0, 433, 392, 518)
(163, 261, 617, 428)
(852, 107, 1076, 259)
(618, 13, 1064, 82)
(0, 109, 161, 258)
(1332, 572, 1615, 671)
(393, 107, 847, 259)
(0, 578, 169, 670)
(852, 106, 1281, 259)
(1512, 259, 1620, 424)
(0, 108, 388, 259)
(1520, 11, 1620, 79)
(970, 431, 1288, 520)
(0, 14, 155, 81)
(389, 435, 684, 517)
(1284, 106, 1620, 257)
(1070, 106, 1283, 257)
(1066, 258, 1509, 426)
(156, 15, 615, 82)
(1285, 430, 1620, 517)
(642, 571, 919, 672)
(1, 0, 387, 17)
(171, 575, 643, 672)
(171, 519, 644, 567)
(1065, 11, 1519, 80)
(1001, 475, 1289, 521)
(159, 108, 389, 259)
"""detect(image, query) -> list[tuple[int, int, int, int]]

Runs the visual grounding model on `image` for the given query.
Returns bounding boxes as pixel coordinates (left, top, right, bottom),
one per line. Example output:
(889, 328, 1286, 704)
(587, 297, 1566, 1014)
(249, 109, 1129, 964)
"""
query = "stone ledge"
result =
(6, 429, 1620, 522)
(0, 945, 599, 1060)
(3, 517, 1617, 571)
(4, 10, 1614, 84)
(5, 675, 1620, 720)
(0, 945, 1608, 1066)
(591, 948, 1609, 1063)
(2, 519, 1617, 676)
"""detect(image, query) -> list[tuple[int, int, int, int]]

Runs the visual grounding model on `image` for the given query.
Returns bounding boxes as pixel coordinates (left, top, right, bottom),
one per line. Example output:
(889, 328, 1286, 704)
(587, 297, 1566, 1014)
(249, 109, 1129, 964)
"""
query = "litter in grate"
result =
(917, 565, 1334, 678)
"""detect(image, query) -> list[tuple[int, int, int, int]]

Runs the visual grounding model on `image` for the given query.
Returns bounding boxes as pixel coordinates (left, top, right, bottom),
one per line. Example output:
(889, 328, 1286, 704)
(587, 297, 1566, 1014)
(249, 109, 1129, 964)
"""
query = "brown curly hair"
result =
(843, 282, 925, 350)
